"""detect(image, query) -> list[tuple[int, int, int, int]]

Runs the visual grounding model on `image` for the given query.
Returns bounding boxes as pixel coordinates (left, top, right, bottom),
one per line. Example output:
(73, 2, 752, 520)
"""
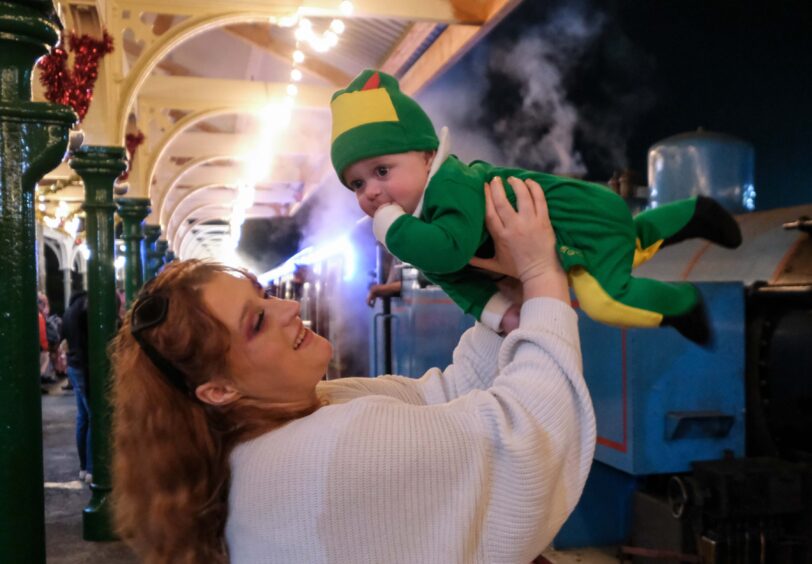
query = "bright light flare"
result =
(330, 19, 345, 34)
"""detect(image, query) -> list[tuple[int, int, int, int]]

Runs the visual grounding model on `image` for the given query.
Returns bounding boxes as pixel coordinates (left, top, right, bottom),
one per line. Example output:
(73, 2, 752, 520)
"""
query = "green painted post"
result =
(0, 2, 76, 562)
(116, 198, 151, 306)
(142, 223, 161, 281)
(69, 146, 127, 541)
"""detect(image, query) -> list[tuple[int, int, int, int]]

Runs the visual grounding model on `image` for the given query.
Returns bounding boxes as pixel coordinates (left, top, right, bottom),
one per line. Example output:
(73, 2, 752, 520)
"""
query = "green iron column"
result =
(116, 198, 150, 306)
(142, 223, 161, 282)
(69, 146, 127, 541)
(0, 2, 76, 562)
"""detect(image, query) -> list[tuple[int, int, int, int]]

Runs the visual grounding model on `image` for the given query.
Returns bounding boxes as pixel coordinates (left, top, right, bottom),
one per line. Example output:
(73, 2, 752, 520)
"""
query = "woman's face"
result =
(201, 272, 332, 408)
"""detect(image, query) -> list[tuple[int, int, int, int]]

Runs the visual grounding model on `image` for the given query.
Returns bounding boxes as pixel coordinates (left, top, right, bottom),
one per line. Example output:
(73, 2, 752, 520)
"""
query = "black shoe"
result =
(662, 291, 712, 346)
(662, 196, 743, 249)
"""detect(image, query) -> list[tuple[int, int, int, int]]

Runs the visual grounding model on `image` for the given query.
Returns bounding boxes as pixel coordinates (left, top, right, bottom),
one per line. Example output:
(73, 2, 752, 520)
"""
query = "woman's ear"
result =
(195, 379, 241, 406)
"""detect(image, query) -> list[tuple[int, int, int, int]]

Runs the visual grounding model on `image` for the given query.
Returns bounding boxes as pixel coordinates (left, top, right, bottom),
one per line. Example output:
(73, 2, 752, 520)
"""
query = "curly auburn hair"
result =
(110, 260, 320, 563)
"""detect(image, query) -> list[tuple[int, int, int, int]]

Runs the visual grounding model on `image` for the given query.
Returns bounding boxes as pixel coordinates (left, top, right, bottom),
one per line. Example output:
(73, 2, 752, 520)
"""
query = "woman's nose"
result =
(274, 299, 300, 323)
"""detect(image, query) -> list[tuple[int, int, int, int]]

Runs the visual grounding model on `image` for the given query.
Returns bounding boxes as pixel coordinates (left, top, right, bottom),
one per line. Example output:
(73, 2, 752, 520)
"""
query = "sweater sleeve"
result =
(318, 322, 503, 406)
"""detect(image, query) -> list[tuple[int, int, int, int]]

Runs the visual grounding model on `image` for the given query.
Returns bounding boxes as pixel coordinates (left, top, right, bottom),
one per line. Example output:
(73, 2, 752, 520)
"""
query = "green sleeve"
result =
(384, 180, 486, 274)
(422, 268, 499, 322)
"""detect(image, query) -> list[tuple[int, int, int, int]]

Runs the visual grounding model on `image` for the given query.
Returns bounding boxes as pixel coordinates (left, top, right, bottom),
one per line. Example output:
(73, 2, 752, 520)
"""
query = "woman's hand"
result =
(482, 177, 568, 303)
(468, 181, 519, 278)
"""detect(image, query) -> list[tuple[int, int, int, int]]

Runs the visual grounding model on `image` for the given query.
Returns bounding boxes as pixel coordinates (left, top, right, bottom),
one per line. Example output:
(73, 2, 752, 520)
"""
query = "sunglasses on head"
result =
(131, 290, 195, 398)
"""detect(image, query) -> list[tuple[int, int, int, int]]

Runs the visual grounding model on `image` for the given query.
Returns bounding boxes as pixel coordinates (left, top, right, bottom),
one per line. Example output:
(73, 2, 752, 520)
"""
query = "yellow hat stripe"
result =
(331, 89, 399, 142)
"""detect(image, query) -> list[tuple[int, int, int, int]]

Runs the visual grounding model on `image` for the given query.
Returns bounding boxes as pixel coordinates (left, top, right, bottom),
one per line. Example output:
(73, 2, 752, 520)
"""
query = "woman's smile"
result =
(293, 322, 311, 350)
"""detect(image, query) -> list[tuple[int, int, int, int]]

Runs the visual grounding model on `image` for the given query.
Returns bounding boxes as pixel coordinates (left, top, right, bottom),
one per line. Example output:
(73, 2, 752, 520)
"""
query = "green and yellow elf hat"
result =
(330, 69, 438, 185)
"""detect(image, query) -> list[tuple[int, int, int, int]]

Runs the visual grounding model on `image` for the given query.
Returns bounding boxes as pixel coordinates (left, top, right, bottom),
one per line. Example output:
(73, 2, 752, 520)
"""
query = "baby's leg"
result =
(570, 267, 709, 344)
(633, 197, 741, 268)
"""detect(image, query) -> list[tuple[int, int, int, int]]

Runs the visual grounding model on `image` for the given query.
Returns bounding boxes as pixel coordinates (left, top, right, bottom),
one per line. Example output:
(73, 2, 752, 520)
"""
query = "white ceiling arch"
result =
(115, 8, 304, 143)
(176, 205, 276, 258)
(158, 155, 244, 227)
(166, 186, 237, 246)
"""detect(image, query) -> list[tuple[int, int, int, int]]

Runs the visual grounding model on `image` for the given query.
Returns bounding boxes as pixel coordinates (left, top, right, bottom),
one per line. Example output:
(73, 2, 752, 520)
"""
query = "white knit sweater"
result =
(225, 298, 596, 564)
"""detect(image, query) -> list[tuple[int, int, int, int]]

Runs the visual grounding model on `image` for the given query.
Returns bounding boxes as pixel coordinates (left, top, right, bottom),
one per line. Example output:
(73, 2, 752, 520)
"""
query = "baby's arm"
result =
(372, 180, 486, 274)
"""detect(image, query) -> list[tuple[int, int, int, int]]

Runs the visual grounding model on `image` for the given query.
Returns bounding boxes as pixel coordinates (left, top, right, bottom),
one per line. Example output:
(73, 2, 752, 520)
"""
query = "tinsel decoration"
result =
(118, 130, 146, 182)
(38, 31, 115, 121)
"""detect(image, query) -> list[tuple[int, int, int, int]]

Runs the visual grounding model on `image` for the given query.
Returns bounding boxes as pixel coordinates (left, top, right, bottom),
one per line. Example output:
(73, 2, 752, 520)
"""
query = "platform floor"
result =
(42, 380, 620, 563)
(42, 382, 137, 564)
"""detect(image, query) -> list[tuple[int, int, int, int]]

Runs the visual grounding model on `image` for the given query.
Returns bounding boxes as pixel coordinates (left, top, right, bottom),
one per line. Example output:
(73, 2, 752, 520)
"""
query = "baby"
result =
(330, 70, 741, 342)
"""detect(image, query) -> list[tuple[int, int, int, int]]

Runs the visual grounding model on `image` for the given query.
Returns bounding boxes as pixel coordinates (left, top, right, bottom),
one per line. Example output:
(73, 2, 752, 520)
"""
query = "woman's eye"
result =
(253, 310, 265, 333)
(375, 166, 389, 178)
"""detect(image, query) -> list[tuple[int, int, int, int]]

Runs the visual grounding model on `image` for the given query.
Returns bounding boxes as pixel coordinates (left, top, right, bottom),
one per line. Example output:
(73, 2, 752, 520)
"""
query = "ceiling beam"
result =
(156, 131, 326, 160)
(139, 75, 334, 111)
(113, 0, 487, 24)
(399, 0, 522, 95)
(378, 22, 440, 76)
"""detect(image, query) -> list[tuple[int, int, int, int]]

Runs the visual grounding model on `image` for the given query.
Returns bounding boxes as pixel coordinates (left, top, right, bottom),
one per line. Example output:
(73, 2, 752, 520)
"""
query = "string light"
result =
(227, 2, 353, 257)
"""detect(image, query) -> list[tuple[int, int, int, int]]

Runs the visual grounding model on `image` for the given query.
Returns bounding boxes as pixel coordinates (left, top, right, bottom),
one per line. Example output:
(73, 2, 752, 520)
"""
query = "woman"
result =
(111, 177, 596, 563)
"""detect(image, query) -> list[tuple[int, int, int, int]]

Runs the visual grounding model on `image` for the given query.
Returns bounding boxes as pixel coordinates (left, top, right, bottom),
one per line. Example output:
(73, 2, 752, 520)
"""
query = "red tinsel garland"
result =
(118, 130, 146, 181)
(38, 31, 114, 121)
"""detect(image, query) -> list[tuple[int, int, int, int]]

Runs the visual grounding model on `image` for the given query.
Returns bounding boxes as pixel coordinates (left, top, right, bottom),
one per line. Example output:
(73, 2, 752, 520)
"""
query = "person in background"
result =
(37, 292, 55, 385)
(61, 290, 93, 484)
(366, 252, 402, 307)
(45, 305, 64, 380)
(109, 177, 595, 564)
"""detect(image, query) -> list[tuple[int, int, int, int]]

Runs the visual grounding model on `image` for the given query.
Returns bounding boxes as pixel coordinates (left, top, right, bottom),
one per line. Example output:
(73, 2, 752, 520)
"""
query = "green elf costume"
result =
(330, 70, 742, 343)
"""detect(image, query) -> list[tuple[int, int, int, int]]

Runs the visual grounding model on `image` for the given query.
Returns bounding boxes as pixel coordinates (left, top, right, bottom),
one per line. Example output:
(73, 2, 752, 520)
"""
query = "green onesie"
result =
(330, 70, 741, 343)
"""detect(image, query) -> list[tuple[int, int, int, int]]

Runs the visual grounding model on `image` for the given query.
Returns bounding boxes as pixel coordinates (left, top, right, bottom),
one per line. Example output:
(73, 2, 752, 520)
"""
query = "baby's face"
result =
(343, 151, 434, 217)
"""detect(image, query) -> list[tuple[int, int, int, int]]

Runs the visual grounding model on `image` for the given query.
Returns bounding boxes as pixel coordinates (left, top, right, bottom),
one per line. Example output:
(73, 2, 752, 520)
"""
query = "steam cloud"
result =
(420, 1, 655, 178)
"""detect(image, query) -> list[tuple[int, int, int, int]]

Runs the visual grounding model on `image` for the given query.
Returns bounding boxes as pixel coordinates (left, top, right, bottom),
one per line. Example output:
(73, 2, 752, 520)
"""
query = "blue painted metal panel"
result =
(580, 282, 746, 475)
(554, 461, 637, 549)
(387, 285, 474, 378)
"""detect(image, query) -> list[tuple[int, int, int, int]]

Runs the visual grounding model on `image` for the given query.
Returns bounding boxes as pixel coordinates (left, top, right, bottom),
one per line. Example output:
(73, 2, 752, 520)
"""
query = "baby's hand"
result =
(499, 303, 521, 334)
